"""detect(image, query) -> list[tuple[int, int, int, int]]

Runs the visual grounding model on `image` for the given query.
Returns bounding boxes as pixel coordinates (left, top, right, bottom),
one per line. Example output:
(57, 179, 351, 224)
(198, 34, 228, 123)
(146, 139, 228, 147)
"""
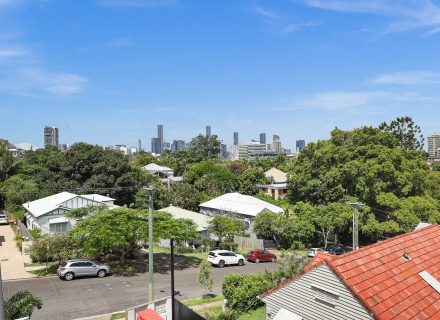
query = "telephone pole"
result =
(347, 202, 364, 251)
(145, 186, 154, 302)
(0, 261, 6, 320)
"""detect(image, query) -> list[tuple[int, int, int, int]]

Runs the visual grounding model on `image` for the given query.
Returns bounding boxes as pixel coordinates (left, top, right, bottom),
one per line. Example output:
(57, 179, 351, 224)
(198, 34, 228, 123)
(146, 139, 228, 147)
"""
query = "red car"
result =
(247, 249, 277, 263)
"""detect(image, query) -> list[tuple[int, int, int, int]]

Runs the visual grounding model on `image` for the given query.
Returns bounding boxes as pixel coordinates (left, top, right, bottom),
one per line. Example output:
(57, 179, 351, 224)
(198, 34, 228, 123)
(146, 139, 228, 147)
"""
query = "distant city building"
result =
(162, 141, 171, 152)
(138, 139, 142, 152)
(296, 139, 306, 153)
(129, 147, 138, 155)
(59, 144, 68, 151)
(206, 125, 211, 137)
(229, 145, 239, 160)
(220, 144, 227, 158)
(272, 134, 282, 153)
(44, 126, 59, 148)
(233, 132, 239, 146)
(260, 133, 266, 144)
(172, 140, 186, 152)
(112, 144, 128, 155)
(151, 124, 164, 154)
(428, 133, 440, 160)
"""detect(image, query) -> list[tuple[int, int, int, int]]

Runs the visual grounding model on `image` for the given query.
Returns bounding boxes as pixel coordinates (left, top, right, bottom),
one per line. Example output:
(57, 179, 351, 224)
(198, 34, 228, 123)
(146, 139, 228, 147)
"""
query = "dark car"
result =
(247, 249, 277, 263)
(326, 244, 345, 255)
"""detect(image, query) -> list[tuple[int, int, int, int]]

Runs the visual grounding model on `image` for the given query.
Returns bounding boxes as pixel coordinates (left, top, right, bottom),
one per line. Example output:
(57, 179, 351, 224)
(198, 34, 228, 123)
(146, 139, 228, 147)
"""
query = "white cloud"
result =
(98, 0, 177, 8)
(372, 71, 440, 85)
(300, 0, 440, 34)
(0, 47, 28, 58)
(278, 90, 429, 111)
(252, 5, 279, 20)
(108, 37, 133, 47)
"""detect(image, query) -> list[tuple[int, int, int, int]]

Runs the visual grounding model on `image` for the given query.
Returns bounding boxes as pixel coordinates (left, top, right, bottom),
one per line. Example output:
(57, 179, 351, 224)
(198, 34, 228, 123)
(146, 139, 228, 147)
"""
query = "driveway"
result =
(0, 224, 34, 280)
(4, 260, 279, 320)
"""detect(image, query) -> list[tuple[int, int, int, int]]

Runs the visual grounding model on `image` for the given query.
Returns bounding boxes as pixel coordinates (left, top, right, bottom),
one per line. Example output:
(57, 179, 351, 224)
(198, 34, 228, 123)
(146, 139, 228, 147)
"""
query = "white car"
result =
(207, 250, 245, 268)
(307, 248, 328, 258)
(0, 214, 8, 225)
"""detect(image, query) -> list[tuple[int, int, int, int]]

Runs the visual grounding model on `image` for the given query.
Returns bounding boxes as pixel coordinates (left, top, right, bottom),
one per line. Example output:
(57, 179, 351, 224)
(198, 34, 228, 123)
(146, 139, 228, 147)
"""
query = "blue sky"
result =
(1, 0, 440, 150)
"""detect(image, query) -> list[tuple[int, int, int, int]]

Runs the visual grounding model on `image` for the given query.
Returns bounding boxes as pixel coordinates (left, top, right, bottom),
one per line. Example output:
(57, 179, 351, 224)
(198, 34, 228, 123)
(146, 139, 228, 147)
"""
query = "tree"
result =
(190, 134, 221, 161)
(314, 203, 352, 248)
(239, 167, 268, 195)
(4, 290, 42, 320)
(253, 210, 285, 244)
(0, 140, 15, 182)
(208, 215, 246, 244)
(198, 260, 214, 296)
(1, 175, 39, 212)
(30, 233, 82, 263)
(65, 204, 106, 220)
(379, 116, 424, 151)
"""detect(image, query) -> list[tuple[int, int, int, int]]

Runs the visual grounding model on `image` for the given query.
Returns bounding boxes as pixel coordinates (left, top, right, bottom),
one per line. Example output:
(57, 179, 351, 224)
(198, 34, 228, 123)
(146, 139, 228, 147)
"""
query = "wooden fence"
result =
(234, 235, 277, 250)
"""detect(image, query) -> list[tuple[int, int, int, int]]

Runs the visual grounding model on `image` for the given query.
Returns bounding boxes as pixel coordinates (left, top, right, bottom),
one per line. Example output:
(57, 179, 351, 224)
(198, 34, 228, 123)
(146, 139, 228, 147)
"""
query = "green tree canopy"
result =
(379, 116, 424, 151)
(189, 134, 221, 162)
(4, 290, 42, 320)
(208, 215, 246, 243)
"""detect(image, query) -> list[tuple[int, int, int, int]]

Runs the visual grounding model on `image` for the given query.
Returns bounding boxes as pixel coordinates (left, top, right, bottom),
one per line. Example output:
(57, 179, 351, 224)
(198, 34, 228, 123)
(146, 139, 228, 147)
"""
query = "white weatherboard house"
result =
(160, 205, 212, 238)
(199, 192, 283, 220)
(23, 192, 118, 234)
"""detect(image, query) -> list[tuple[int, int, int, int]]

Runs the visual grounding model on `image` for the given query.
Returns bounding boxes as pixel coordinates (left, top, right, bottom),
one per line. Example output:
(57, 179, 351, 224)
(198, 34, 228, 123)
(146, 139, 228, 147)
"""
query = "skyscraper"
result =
(272, 134, 282, 153)
(428, 134, 440, 159)
(171, 140, 186, 152)
(138, 139, 142, 152)
(151, 124, 164, 154)
(206, 125, 211, 137)
(296, 139, 306, 152)
(260, 133, 266, 144)
(233, 132, 239, 146)
(44, 126, 59, 148)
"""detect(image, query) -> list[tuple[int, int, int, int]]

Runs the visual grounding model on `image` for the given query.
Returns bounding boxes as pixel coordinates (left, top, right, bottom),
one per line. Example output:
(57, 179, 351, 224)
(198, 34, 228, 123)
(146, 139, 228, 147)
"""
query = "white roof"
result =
(414, 222, 432, 230)
(48, 217, 69, 224)
(159, 206, 212, 232)
(142, 163, 173, 174)
(265, 167, 288, 183)
(273, 308, 303, 320)
(82, 194, 115, 202)
(199, 193, 284, 217)
(23, 192, 77, 218)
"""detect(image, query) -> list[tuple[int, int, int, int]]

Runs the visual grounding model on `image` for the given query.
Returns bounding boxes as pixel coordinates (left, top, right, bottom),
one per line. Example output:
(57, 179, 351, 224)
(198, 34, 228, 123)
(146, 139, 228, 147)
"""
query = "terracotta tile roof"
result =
(260, 224, 440, 319)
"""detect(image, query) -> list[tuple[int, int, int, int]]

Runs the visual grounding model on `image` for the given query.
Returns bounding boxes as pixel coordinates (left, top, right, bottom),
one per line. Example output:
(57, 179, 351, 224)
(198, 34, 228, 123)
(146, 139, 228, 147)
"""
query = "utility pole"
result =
(145, 186, 154, 302)
(347, 202, 364, 251)
(170, 238, 175, 320)
(0, 261, 6, 320)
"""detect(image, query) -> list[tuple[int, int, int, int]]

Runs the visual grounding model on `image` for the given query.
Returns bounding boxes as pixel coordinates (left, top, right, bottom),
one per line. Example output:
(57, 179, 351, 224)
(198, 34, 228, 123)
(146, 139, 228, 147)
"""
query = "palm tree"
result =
(4, 290, 42, 320)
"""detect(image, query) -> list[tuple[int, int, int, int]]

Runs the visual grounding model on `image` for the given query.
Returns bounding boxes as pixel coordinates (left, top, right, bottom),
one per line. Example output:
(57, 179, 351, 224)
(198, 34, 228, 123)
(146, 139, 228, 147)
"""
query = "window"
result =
(83, 262, 94, 267)
(50, 222, 68, 233)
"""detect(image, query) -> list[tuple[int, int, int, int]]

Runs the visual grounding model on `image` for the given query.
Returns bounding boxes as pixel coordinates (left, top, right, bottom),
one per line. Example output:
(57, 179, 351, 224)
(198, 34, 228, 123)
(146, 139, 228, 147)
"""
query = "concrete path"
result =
(0, 225, 35, 280)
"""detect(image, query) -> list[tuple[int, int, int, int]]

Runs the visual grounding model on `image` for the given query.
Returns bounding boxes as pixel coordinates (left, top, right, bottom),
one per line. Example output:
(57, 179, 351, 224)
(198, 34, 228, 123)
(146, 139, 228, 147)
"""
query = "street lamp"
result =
(144, 186, 154, 302)
(0, 259, 8, 320)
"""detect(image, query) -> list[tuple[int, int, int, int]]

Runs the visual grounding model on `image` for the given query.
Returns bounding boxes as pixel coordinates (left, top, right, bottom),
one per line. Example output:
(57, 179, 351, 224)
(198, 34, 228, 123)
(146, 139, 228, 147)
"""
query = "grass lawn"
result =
(238, 307, 266, 320)
(29, 265, 58, 276)
(154, 247, 207, 266)
(182, 295, 224, 307)
(110, 312, 125, 319)
(25, 262, 57, 268)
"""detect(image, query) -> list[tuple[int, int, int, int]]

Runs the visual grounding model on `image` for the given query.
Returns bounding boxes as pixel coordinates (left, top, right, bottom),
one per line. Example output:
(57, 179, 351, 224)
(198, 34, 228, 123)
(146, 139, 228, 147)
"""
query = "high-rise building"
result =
(260, 133, 266, 144)
(44, 126, 59, 148)
(138, 139, 142, 152)
(220, 144, 227, 158)
(272, 134, 282, 153)
(59, 144, 68, 151)
(172, 140, 186, 152)
(296, 139, 306, 153)
(151, 124, 164, 154)
(428, 134, 440, 159)
(206, 125, 211, 137)
(233, 132, 239, 146)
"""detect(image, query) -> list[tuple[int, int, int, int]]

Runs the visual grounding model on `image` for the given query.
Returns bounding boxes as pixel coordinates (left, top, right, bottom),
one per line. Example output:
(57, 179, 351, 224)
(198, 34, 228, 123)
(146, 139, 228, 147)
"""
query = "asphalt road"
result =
(3, 261, 279, 320)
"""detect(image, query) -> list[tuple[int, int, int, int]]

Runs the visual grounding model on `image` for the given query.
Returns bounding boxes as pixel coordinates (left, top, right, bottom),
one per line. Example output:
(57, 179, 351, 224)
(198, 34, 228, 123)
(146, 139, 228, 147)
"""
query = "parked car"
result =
(0, 214, 8, 225)
(57, 259, 110, 281)
(207, 250, 245, 268)
(307, 248, 328, 258)
(247, 249, 277, 263)
(326, 244, 345, 255)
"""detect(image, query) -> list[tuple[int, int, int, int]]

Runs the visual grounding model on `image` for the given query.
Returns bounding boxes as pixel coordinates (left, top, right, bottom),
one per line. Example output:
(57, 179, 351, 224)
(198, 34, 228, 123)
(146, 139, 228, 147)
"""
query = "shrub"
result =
(175, 245, 194, 254)
(219, 241, 238, 252)
(12, 211, 25, 222)
(14, 234, 23, 251)
(29, 229, 42, 240)
(30, 234, 82, 263)
(228, 274, 273, 313)
(216, 309, 239, 320)
(289, 240, 305, 251)
(222, 274, 245, 302)
(198, 260, 214, 295)
(199, 238, 217, 252)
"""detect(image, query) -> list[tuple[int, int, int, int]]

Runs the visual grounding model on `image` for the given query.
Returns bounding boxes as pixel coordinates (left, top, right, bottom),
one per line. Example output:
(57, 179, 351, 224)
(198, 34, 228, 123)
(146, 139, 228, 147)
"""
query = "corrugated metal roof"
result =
(199, 192, 284, 217)
(23, 192, 77, 217)
(159, 206, 212, 232)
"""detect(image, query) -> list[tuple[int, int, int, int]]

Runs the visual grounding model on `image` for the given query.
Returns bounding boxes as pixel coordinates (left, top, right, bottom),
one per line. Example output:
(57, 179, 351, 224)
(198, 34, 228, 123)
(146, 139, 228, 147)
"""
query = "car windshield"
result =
(0, 215, 6, 218)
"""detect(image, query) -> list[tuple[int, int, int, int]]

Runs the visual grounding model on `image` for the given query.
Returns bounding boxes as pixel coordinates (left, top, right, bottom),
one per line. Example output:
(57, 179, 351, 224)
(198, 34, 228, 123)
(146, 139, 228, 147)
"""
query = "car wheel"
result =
(238, 259, 244, 266)
(255, 258, 260, 264)
(97, 270, 106, 278)
(271, 257, 277, 263)
(218, 260, 225, 268)
(64, 272, 74, 281)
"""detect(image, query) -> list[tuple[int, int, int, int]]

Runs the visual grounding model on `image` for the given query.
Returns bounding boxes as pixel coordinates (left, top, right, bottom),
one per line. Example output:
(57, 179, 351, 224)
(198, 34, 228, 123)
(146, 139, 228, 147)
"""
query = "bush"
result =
(228, 274, 273, 313)
(289, 241, 305, 251)
(216, 309, 240, 320)
(12, 211, 25, 222)
(222, 274, 245, 302)
(29, 229, 42, 240)
(198, 238, 217, 252)
(219, 241, 238, 252)
(14, 234, 23, 251)
(175, 245, 195, 254)
(30, 234, 82, 263)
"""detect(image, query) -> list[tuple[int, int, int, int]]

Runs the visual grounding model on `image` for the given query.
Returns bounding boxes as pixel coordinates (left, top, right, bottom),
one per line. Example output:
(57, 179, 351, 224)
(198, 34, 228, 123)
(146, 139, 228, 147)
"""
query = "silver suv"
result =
(57, 259, 110, 281)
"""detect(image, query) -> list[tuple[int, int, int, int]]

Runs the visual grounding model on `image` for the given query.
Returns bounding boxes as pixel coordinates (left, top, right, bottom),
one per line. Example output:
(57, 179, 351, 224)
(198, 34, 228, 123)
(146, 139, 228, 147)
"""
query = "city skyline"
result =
(1, 1, 440, 149)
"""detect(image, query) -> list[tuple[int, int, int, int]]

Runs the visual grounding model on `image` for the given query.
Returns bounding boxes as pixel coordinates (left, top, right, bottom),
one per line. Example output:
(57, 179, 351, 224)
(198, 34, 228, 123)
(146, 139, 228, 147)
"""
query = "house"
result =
(142, 163, 183, 184)
(257, 168, 289, 200)
(199, 192, 283, 226)
(259, 224, 440, 320)
(159, 205, 212, 239)
(23, 192, 118, 234)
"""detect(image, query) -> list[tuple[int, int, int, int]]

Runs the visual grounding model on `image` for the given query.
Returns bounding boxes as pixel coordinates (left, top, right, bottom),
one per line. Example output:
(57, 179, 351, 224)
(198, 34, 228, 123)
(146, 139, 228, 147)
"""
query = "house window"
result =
(50, 222, 68, 233)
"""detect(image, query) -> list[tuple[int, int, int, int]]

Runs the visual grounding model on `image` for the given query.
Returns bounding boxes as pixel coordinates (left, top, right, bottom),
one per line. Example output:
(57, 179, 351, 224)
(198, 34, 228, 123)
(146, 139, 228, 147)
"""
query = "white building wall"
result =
(262, 264, 373, 320)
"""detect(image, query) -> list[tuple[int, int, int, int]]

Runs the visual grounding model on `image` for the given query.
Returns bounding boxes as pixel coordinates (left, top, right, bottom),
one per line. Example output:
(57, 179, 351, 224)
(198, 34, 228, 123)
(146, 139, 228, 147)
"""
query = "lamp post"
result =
(0, 259, 7, 320)
(170, 238, 175, 320)
(144, 186, 154, 302)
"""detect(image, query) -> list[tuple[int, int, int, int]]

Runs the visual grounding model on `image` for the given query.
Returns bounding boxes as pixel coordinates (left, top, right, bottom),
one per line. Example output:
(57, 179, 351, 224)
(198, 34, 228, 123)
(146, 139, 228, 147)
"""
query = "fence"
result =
(234, 235, 277, 250)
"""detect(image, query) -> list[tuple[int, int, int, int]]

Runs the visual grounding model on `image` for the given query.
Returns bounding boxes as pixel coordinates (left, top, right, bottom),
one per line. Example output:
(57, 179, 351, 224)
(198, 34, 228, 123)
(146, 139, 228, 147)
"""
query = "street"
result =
(3, 261, 279, 320)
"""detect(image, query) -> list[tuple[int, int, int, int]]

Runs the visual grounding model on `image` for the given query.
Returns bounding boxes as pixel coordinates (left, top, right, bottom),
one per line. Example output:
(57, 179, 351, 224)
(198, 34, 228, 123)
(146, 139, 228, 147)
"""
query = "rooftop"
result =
(261, 224, 440, 319)
(265, 167, 288, 184)
(142, 163, 173, 174)
(159, 205, 212, 232)
(199, 192, 284, 217)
